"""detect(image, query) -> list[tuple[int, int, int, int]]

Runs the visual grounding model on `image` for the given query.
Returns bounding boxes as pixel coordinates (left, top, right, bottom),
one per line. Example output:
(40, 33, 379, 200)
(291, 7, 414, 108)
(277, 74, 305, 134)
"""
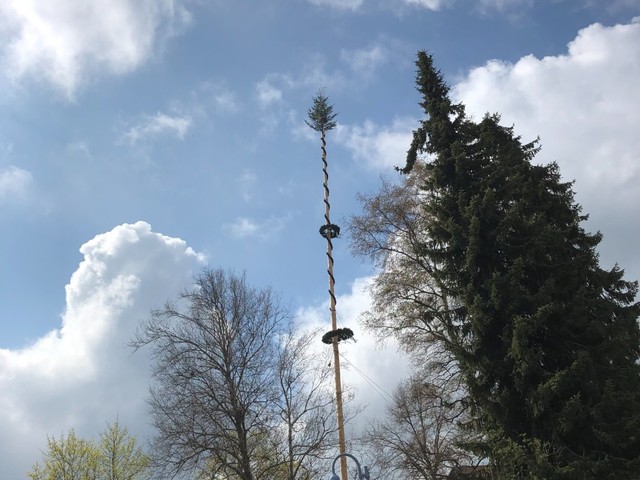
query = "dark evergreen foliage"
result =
(306, 89, 337, 132)
(403, 51, 640, 479)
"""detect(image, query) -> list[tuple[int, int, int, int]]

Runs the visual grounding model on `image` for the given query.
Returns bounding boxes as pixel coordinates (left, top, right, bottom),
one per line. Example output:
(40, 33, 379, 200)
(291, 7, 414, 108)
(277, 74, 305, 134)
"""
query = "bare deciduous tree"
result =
(348, 166, 468, 360)
(363, 372, 478, 480)
(132, 268, 338, 480)
(132, 269, 288, 480)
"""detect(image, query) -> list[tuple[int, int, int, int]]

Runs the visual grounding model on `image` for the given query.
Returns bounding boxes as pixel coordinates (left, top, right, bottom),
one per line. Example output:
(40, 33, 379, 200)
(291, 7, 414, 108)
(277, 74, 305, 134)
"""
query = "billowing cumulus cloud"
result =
(0, 221, 204, 479)
(0, 0, 191, 98)
(452, 19, 640, 278)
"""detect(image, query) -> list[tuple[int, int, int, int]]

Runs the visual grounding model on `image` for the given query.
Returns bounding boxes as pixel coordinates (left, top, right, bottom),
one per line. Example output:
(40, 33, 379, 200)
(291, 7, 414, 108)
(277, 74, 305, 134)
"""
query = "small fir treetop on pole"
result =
(306, 89, 338, 132)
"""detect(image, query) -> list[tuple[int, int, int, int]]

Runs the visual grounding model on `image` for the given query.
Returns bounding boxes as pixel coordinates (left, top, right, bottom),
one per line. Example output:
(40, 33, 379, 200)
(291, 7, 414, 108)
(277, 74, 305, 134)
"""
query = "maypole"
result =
(306, 90, 351, 480)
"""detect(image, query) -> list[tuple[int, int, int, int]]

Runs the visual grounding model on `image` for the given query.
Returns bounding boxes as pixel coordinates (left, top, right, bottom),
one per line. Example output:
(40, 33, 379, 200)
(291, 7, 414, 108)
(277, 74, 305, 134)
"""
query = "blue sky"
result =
(1, 1, 639, 477)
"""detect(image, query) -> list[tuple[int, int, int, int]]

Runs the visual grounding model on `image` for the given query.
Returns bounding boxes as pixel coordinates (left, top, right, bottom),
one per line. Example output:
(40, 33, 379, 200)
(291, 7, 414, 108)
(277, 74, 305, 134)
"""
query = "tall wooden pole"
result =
(319, 127, 349, 480)
(307, 91, 348, 480)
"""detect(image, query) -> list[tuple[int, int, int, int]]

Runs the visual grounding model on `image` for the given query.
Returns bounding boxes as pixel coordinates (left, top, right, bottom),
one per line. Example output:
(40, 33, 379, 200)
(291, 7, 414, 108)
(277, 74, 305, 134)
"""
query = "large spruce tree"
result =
(398, 51, 640, 479)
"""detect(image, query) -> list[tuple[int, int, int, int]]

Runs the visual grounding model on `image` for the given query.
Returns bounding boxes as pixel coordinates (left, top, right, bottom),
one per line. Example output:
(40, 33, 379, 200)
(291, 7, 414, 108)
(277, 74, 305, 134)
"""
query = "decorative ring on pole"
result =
(322, 328, 354, 345)
(319, 223, 341, 239)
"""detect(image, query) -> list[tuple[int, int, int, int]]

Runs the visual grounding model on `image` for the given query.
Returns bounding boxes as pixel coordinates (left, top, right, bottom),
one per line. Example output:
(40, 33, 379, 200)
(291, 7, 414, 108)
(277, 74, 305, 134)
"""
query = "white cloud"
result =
(0, 165, 32, 202)
(306, 0, 364, 10)
(212, 89, 239, 113)
(0, 221, 205, 479)
(402, 0, 451, 10)
(340, 44, 389, 79)
(226, 214, 292, 240)
(399, 0, 533, 12)
(122, 112, 192, 145)
(228, 217, 259, 237)
(0, 0, 191, 98)
(335, 117, 415, 170)
(452, 18, 640, 276)
(256, 79, 283, 107)
(474, 0, 640, 13)
(610, 1, 640, 9)
(256, 56, 348, 107)
(199, 82, 240, 113)
(298, 57, 348, 93)
(257, 42, 392, 129)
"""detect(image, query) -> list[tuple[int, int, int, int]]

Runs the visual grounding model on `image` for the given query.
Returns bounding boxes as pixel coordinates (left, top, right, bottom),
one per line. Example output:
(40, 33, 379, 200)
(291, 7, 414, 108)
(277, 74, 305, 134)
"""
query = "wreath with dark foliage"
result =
(321, 327, 354, 344)
(319, 224, 341, 238)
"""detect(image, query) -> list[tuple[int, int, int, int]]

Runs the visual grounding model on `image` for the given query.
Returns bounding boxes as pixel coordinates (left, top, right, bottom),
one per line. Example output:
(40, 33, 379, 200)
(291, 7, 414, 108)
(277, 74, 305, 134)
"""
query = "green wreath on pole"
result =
(322, 327, 354, 344)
